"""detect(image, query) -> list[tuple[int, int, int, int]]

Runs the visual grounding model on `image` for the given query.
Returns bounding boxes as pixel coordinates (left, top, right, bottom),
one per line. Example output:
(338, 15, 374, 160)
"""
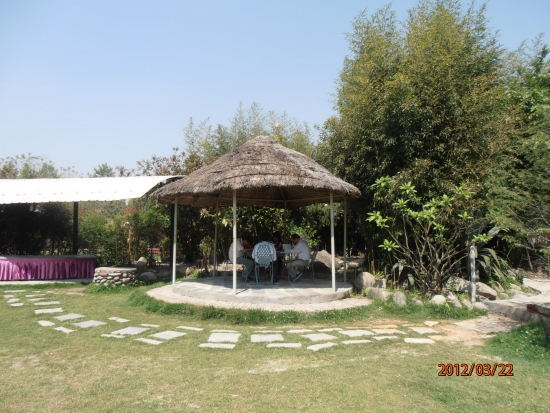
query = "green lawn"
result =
(1, 284, 548, 412)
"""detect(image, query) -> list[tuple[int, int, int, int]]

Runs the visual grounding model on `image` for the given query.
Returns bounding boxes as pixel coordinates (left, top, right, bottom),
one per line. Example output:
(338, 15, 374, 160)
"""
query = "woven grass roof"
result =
(150, 136, 361, 208)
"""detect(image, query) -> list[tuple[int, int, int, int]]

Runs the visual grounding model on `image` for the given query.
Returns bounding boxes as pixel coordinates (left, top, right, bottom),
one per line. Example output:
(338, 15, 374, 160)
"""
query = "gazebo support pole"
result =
(343, 196, 347, 283)
(171, 195, 178, 286)
(233, 190, 237, 294)
(330, 192, 336, 292)
(72, 202, 79, 255)
(213, 199, 219, 274)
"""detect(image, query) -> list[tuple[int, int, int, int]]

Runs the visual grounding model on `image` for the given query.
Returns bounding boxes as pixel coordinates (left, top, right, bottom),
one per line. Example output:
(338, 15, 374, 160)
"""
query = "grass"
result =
(126, 287, 487, 326)
(1, 283, 549, 412)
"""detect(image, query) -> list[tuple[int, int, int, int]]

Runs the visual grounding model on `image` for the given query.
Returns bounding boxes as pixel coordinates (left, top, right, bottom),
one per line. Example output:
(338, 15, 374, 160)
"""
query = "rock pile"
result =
(93, 267, 136, 286)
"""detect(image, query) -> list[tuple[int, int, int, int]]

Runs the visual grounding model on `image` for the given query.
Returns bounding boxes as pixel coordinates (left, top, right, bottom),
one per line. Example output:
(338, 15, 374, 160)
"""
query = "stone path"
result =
(1, 288, 529, 352)
(484, 278, 550, 322)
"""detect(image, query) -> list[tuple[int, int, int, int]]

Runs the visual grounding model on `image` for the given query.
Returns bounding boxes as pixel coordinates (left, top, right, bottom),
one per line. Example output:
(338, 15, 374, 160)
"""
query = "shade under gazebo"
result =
(151, 136, 361, 292)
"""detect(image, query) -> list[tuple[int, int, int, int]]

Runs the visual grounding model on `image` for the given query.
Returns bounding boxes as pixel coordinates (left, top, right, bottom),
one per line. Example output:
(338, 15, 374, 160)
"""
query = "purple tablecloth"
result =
(0, 255, 96, 281)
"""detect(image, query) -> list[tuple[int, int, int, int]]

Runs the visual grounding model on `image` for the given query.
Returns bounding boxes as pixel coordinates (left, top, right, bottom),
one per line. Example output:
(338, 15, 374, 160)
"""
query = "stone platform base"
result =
(171, 275, 352, 305)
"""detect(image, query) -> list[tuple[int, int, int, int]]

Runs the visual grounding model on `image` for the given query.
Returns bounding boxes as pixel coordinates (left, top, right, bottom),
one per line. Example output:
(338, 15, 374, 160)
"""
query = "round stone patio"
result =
(148, 275, 371, 313)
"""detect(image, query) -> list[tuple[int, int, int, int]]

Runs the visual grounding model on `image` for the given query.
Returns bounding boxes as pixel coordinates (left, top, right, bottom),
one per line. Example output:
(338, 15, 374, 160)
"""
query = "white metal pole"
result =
(343, 196, 347, 283)
(172, 195, 178, 286)
(213, 199, 219, 275)
(330, 192, 336, 292)
(233, 190, 237, 294)
(469, 245, 477, 302)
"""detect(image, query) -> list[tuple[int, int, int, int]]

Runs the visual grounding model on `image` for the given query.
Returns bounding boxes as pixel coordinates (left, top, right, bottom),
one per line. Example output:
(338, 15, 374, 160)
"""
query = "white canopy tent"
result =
(0, 176, 181, 255)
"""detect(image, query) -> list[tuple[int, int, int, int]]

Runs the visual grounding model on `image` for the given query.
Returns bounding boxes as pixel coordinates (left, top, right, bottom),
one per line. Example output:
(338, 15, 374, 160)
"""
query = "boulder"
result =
(413, 298, 424, 306)
(494, 282, 505, 293)
(370, 287, 390, 301)
(445, 276, 470, 292)
(509, 284, 522, 291)
(140, 271, 157, 282)
(430, 295, 446, 305)
(346, 258, 364, 270)
(475, 282, 497, 300)
(186, 266, 197, 276)
(498, 292, 509, 300)
(373, 278, 386, 289)
(313, 250, 343, 273)
(355, 272, 376, 290)
(460, 298, 474, 310)
(393, 292, 407, 307)
(473, 302, 488, 311)
(450, 298, 462, 309)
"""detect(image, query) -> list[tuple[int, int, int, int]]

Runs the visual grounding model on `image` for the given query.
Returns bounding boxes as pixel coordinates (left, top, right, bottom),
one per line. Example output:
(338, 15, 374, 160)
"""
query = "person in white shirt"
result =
(252, 232, 278, 281)
(228, 235, 254, 281)
(284, 234, 310, 281)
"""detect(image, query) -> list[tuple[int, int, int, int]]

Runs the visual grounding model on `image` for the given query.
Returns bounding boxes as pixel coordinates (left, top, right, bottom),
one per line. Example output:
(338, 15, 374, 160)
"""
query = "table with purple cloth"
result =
(0, 255, 96, 281)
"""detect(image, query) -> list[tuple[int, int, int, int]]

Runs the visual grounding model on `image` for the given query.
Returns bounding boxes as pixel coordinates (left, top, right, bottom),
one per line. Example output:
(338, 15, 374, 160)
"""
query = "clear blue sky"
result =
(1, 0, 548, 176)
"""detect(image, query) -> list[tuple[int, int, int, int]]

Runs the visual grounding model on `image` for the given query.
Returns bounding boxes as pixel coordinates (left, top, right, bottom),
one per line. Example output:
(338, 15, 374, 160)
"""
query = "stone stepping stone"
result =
(34, 301, 61, 306)
(150, 331, 186, 340)
(73, 320, 106, 329)
(409, 327, 439, 334)
(339, 330, 374, 337)
(287, 329, 313, 334)
(111, 327, 150, 336)
(10, 303, 24, 307)
(212, 329, 238, 333)
(25, 294, 45, 298)
(250, 334, 284, 343)
(55, 313, 85, 321)
(208, 333, 241, 343)
(7, 298, 19, 303)
(38, 320, 55, 327)
(254, 330, 283, 333)
(373, 336, 398, 341)
(141, 324, 160, 328)
(342, 340, 372, 345)
(267, 343, 302, 348)
(5, 290, 25, 293)
(102, 334, 125, 339)
(109, 317, 130, 323)
(4, 295, 14, 298)
(135, 338, 163, 345)
(35, 308, 63, 314)
(301, 333, 338, 342)
(307, 342, 337, 352)
(29, 298, 46, 302)
(318, 328, 342, 332)
(404, 338, 435, 344)
(199, 343, 235, 349)
(54, 327, 74, 334)
(370, 329, 406, 335)
(424, 321, 439, 327)
(177, 326, 203, 331)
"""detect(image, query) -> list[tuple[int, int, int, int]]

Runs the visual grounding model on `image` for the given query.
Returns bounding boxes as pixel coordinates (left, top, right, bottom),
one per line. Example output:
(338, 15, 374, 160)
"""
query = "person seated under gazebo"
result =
(284, 234, 310, 282)
(228, 235, 254, 282)
(252, 232, 278, 282)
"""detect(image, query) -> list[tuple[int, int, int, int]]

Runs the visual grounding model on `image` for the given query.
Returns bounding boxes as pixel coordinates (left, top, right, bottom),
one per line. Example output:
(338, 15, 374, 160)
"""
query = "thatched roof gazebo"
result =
(151, 136, 361, 293)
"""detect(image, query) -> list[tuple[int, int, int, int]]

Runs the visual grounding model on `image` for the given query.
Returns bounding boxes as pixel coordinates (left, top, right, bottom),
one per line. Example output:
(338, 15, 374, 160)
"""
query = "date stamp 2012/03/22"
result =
(438, 363, 514, 377)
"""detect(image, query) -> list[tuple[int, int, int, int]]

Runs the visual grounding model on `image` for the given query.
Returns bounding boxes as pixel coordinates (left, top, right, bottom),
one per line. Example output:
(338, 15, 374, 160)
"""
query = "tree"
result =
(184, 102, 315, 161)
(90, 163, 116, 177)
(487, 38, 550, 268)
(317, 0, 512, 269)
